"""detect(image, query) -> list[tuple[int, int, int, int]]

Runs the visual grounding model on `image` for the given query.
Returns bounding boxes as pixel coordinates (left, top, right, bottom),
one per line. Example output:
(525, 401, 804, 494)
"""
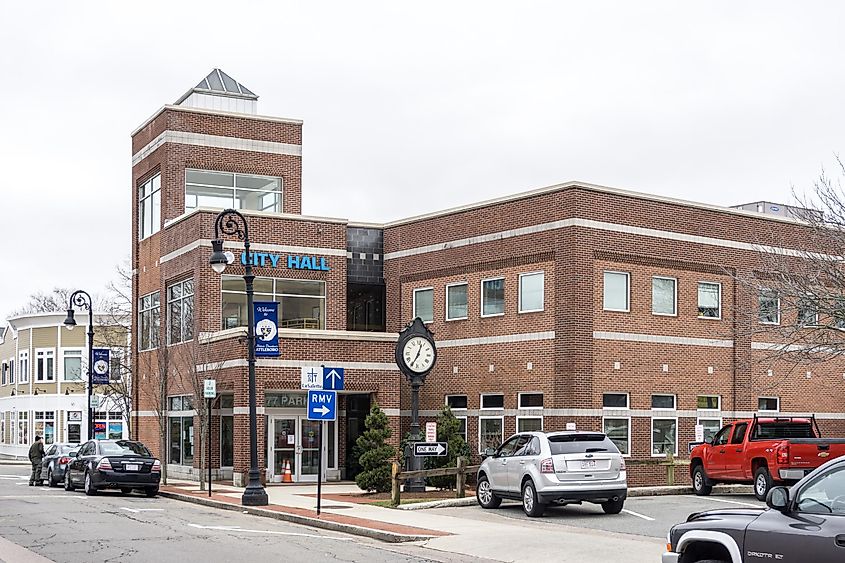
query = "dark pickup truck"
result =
(663, 455, 845, 563)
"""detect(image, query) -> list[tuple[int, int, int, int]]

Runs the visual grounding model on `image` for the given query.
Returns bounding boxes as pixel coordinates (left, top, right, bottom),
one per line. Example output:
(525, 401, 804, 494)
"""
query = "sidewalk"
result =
(159, 480, 665, 562)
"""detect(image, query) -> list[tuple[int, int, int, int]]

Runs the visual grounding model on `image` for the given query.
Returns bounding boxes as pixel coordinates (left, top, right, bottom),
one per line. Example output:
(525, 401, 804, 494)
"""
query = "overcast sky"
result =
(2, 2, 845, 322)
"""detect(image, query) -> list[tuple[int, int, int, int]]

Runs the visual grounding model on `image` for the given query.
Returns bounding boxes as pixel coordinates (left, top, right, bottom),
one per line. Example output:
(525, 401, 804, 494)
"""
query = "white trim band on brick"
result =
(233, 407, 266, 415)
(196, 359, 400, 372)
(438, 331, 555, 348)
(751, 342, 821, 352)
(401, 409, 845, 420)
(593, 331, 734, 348)
(132, 130, 302, 166)
(135, 411, 159, 417)
(159, 238, 348, 264)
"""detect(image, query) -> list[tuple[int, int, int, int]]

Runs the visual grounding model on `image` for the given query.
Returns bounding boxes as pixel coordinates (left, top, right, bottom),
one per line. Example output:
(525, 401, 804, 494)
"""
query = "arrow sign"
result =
(413, 442, 448, 457)
(323, 367, 344, 391)
(307, 390, 336, 421)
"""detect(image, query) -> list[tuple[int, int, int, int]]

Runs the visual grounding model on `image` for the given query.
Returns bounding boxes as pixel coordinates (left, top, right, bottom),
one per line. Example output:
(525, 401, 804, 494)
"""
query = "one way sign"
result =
(323, 367, 344, 391)
(413, 442, 448, 457)
(307, 390, 337, 421)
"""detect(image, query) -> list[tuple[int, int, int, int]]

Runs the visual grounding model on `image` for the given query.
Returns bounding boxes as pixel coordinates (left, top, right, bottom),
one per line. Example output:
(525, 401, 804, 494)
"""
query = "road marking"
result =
(0, 475, 30, 480)
(621, 508, 655, 521)
(0, 495, 74, 499)
(187, 523, 352, 540)
(694, 496, 761, 508)
(120, 507, 164, 513)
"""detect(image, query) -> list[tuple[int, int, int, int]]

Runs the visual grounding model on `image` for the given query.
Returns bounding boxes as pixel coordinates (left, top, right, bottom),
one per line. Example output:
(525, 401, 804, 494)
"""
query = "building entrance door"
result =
(298, 419, 320, 482)
(269, 416, 328, 483)
(271, 418, 297, 482)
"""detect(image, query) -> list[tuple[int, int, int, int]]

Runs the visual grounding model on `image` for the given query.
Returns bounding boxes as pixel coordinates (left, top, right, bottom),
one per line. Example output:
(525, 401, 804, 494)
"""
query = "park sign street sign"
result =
(307, 390, 337, 421)
(413, 442, 448, 457)
(323, 367, 344, 391)
(203, 379, 216, 399)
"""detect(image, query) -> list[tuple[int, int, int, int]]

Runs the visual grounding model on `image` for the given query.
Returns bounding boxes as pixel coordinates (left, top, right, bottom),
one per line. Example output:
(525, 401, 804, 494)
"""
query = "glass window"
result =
(712, 426, 731, 446)
(1, 362, 6, 385)
(99, 440, 152, 457)
(517, 417, 543, 432)
(455, 416, 468, 444)
(139, 292, 161, 351)
(519, 272, 544, 313)
(167, 280, 194, 344)
(603, 393, 629, 409)
(753, 422, 814, 440)
(796, 467, 845, 515)
(603, 271, 629, 311)
(481, 278, 505, 317)
(518, 393, 543, 409)
(446, 395, 467, 410)
(139, 174, 161, 239)
(35, 350, 55, 382)
(412, 288, 433, 323)
(8, 358, 13, 384)
(797, 297, 818, 326)
(221, 415, 234, 467)
(731, 422, 748, 444)
(446, 283, 468, 320)
(481, 394, 504, 409)
(652, 277, 677, 315)
(698, 282, 721, 318)
(652, 418, 677, 455)
(185, 170, 283, 214)
(34, 411, 55, 445)
(479, 417, 503, 452)
(603, 418, 630, 455)
(63, 350, 83, 381)
(698, 418, 722, 443)
(758, 397, 780, 412)
(168, 415, 194, 465)
(548, 434, 620, 455)
(18, 411, 29, 445)
(696, 396, 720, 410)
(222, 276, 326, 330)
(759, 290, 780, 324)
(19, 351, 28, 383)
(651, 395, 676, 409)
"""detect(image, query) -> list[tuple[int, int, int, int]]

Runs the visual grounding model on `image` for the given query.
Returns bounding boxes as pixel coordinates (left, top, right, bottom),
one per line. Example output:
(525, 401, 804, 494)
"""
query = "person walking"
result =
(28, 435, 45, 486)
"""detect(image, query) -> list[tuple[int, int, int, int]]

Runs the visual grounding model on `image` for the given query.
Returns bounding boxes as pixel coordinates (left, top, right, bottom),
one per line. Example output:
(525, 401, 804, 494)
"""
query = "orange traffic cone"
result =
(282, 459, 293, 483)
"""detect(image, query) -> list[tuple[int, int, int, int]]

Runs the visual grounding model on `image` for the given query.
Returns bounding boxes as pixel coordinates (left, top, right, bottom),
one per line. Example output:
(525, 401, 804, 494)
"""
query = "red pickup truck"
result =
(689, 415, 845, 500)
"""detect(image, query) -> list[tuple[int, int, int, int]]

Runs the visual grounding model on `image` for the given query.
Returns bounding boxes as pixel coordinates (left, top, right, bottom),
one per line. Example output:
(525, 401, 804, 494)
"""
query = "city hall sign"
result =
(239, 252, 331, 271)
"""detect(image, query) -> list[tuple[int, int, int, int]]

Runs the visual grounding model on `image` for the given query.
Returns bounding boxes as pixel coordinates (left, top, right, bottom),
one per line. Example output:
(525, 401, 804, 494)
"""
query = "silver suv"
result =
(476, 431, 627, 517)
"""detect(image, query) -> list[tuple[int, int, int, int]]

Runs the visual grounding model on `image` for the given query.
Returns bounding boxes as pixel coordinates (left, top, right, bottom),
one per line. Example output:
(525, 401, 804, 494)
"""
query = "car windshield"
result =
(60, 445, 78, 454)
(753, 422, 814, 440)
(548, 434, 620, 455)
(99, 441, 152, 457)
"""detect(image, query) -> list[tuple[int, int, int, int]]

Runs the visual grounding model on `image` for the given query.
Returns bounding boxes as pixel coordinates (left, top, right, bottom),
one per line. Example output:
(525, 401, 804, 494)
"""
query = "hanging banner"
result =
(254, 301, 280, 357)
(91, 348, 110, 385)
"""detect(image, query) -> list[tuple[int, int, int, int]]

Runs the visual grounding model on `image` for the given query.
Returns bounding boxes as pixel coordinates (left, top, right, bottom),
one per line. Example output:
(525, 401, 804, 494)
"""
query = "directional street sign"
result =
(413, 442, 448, 457)
(307, 390, 337, 421)
(323, 367, 344, 391)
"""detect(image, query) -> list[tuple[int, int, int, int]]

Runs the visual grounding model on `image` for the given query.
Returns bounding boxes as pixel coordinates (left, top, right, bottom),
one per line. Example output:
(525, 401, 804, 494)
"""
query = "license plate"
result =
(580, 460, 597, 469)
(125, 464, 140, 471)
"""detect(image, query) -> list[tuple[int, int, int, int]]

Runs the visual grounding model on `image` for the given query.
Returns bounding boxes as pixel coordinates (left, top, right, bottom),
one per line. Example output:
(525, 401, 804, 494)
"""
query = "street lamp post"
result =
(63, 290, 95, 440)
(209, 209, 268, 507)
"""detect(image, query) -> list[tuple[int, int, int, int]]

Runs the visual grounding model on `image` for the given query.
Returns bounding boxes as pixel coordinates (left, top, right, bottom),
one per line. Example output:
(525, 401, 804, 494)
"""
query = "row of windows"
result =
(601, 392, 780, 413)
(0, 349, 123, 385)
(413, 271, 544, 323)
(603, 271, 722, 318)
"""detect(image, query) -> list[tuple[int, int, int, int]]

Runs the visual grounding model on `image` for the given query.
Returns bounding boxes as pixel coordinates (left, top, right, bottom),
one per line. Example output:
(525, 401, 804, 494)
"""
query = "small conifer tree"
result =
(354, 403, 396, 492)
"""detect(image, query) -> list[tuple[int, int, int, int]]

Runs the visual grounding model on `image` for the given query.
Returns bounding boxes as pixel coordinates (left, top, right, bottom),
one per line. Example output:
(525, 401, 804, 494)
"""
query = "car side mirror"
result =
(483, 447, 497, 458)
(767, 486, 790, 512)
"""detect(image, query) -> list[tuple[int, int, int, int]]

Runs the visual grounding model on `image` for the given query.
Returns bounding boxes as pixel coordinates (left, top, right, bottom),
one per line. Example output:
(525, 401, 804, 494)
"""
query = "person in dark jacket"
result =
(28, 435, 45, 486)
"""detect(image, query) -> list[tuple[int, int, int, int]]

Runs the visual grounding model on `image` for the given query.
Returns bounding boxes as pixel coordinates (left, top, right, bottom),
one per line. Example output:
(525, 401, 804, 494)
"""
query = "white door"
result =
(270, 417, 297, 482)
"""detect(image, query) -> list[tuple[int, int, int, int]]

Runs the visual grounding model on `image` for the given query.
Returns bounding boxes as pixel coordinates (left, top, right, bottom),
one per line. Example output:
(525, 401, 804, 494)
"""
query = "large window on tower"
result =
(222, 276, 326, 330)
(185, 170, 283, 213)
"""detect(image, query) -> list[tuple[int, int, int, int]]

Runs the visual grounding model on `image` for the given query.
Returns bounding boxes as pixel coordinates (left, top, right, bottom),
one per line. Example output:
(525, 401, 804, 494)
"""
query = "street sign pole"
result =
(203, 379, 217, 498)
(317, 421, 323, 516)
(208, 397, 212, 497)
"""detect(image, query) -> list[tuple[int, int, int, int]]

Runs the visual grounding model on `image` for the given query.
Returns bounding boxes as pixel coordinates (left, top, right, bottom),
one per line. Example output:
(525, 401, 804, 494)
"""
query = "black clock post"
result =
(395, 317, 437, 492)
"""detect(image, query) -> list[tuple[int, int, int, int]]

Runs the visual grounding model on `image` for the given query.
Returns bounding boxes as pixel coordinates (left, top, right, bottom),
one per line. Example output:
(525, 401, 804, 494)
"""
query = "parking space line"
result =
(187, 523, 353, 540)
(690, 496, 760, 508)
(621, 508, 655, 521)
(121, 507, 164, 513)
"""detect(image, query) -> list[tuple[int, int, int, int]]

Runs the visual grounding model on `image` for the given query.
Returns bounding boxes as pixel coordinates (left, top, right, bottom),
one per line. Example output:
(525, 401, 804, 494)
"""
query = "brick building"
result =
(131, 70, 845, 486)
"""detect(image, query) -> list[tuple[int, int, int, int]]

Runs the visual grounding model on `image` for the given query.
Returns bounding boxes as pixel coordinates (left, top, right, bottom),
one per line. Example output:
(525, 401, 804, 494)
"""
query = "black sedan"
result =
(41, 443, 79, 487)
(64, 439, 161, 497)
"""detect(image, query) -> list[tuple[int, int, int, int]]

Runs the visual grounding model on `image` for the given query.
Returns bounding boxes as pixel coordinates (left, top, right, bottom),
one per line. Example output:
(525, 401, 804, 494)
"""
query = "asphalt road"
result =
(0, 466, 486, 563)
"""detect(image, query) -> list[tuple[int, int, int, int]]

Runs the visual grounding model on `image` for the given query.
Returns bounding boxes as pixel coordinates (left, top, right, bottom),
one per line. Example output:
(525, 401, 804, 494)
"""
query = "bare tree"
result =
(97, 259, 133, 435)
(138, 344, 170, 485)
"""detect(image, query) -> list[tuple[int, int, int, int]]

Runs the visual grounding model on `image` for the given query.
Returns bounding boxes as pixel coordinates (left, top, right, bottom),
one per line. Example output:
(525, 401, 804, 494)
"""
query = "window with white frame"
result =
(18, 351, 28, 383)
(603, 271, 629, 311)
(517, 417, 543, 432)
(167, 279, 194, 344)
(446, 395, 468, 410)
(759, 290, 780, 324)
(17, 411, 29, 445)
(518, 393, 543, 409)
(603, 393, 629, 409)
(167, 395, 195, 465)
(445, 395, 469, 444)
(139, 174, 161, 240)
(518, 272, 544, 313)
(185, 170, 283, 214)
(652, 276, 677, 316)
(0, 415, 4, 444)
(8, 358, 13, 384)
(222, 276, 326, 330)
(93, 411, 124, 440)
(479, 417, 503, 452)
(758, 397, 780, 412)
(413, 287, 433, 323)
(1, 361, 6, 385)
(139, 291, 161, 351)
(652, 418, 677, 456)
(698, 282, 721, 319)
(63, 349, 83, 381)
(481, 278, 505, 317)
(446, 283, 468, 320)
(480, 393, 504, 409)
(35, 349, 55, 382)
(696, 395, 720, 410)
(698, 418, 722, 444)
(651, 394, 676, 410)
(34, 411, 55, 445)
(603, 418, 630, 455)
(797, 297, 819, 326)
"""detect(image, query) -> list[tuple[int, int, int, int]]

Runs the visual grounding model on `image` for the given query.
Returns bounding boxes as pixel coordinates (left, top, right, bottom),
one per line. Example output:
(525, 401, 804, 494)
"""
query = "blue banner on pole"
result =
(91, 348, 110, 385)
(254, 301, 280, 357)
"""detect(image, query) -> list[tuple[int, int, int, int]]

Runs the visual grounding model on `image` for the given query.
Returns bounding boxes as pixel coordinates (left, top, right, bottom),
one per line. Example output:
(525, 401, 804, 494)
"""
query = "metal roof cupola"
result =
(175, 68, 258, 114)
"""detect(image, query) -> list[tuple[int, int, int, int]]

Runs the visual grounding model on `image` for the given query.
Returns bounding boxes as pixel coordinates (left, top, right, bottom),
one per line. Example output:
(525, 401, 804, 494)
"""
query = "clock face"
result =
(402, 336, 435, 373)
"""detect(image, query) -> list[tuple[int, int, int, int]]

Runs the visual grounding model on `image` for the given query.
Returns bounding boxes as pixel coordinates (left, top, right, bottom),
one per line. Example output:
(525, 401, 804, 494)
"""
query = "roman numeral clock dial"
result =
(403, 336, 434, 373)
(395, 318, 438, 381)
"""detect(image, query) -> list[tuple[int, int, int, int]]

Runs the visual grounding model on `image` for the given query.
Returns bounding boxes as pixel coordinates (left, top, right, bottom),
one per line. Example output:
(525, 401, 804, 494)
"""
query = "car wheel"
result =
(47, 469, 56, 488)
(145, 487, 159, 498)
(64, 470, 75, 492)
(120, 488, 133, 495)
(601, 498, 625, 514)
(692, 465, 712, 496)
(84, 471, 97, 496)
(475, 475, 501, 509)
(754, 467, 773, 501)
(521, 479, 545, 517)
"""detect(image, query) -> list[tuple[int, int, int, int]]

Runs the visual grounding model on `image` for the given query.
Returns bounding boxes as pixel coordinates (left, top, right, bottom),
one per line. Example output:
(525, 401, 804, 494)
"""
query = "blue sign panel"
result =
(254, 302, 280, 357)
(307, 390, 337, 421)
(91, 348, 110, 385)
(323, 367, 344, 391)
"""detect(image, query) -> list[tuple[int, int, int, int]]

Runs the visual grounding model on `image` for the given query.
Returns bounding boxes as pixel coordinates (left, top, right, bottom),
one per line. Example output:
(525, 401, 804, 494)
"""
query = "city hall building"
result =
(131, 70, 845, 486)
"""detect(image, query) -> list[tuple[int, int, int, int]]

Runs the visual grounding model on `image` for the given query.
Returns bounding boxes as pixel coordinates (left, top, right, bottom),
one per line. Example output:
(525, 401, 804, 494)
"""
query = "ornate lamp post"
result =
(63, 290, 95, 440)
(208, 208, 268, 506)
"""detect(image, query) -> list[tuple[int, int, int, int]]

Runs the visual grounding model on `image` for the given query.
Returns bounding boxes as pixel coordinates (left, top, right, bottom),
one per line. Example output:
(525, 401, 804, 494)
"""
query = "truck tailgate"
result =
(781, 440, 845, 479)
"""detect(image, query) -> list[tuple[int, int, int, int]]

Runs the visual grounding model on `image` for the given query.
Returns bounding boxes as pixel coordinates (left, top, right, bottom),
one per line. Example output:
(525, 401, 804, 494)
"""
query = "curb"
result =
(628, 484, 754, 497)
(396, 497, 477, 510)
(158, 491, 437, 543)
